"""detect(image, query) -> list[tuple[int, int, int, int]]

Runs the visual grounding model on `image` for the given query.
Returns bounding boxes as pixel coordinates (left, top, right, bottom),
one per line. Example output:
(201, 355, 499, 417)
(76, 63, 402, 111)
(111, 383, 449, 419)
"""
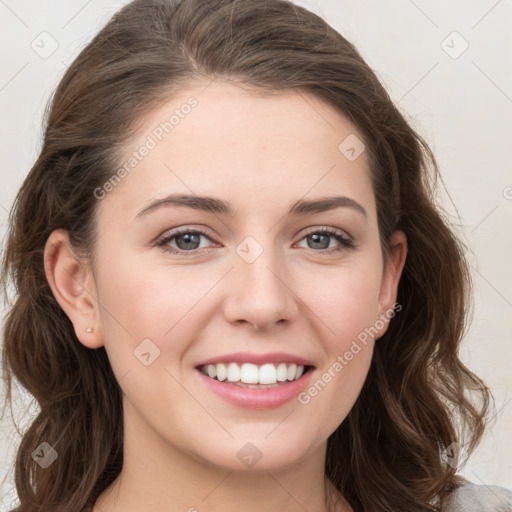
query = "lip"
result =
(195, 351, 314, 367)
(196, 367, 314, 409)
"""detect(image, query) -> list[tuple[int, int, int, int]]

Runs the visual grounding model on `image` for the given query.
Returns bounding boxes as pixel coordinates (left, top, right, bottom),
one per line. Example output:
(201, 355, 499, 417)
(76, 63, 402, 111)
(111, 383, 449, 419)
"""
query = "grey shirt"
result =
(445, 481, 512, 511)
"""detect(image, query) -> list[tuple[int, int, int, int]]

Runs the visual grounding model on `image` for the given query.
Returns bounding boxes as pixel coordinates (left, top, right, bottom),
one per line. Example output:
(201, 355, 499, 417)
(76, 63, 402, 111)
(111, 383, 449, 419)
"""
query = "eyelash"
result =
(156, 227, 355, 256)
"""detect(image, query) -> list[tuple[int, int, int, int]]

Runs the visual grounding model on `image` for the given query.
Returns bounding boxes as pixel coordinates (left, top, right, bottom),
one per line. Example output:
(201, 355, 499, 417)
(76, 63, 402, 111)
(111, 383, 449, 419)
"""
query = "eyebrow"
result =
(134, 193, 367, 220)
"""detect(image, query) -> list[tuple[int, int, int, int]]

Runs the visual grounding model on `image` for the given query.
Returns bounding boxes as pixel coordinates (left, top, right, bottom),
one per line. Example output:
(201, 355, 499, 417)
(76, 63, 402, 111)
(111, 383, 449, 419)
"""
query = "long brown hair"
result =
(1, 0, 491, 510)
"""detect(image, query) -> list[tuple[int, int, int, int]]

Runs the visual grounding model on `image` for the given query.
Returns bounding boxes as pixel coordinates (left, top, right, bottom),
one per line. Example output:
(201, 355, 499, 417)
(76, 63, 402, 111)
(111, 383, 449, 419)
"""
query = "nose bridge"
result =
(223, 234, 298, 329)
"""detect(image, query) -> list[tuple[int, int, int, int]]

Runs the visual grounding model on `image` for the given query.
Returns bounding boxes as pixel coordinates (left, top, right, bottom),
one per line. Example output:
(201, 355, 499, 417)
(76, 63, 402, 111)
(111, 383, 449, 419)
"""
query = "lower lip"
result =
(196, 369, 313, 409)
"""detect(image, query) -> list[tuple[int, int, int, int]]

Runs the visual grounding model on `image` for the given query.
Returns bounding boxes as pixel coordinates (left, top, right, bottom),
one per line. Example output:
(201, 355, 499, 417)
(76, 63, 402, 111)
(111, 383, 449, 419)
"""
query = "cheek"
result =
(319, 278, 377, 394)
(304, 256, 383, 347)
(298, 271, 379, 435)
(297, 254, 382, 410)
(94, 251, 219, 360)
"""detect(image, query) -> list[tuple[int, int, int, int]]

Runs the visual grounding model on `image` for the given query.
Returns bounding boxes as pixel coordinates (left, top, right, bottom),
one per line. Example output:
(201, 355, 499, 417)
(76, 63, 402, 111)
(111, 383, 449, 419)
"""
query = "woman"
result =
(2, 0, 511, 510)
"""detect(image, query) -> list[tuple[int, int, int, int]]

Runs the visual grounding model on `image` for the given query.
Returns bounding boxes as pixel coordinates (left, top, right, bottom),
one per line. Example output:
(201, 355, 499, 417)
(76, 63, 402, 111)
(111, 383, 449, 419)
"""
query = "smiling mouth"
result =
(197, 362, 314, 388)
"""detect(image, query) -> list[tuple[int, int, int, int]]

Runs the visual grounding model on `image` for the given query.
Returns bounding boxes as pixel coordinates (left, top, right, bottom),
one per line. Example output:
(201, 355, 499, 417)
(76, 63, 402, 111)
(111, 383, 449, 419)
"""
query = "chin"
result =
(186, 429, 322, 473)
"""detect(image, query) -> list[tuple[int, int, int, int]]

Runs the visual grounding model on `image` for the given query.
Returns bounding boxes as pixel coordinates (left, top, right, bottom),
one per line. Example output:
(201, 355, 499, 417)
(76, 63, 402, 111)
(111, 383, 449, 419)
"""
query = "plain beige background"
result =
(1, 0, 511, 508)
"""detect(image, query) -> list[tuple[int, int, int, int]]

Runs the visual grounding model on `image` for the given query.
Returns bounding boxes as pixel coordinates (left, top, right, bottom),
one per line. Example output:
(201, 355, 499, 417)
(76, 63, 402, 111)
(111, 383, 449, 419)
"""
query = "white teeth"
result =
(216, 363, 227, 382)
(202, 362, 307, 385)
(227, 362, 240, 382)
(207, 365, 217, 379)
(240, 363, 259, 384)
(276, 363, 288, 382)
(259, 364, 277, 384)
(287, 363, 297, 381)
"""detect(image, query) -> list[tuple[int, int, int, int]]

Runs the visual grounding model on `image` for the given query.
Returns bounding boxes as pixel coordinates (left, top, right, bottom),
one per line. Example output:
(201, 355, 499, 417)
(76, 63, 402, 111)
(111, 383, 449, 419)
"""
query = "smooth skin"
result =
(44, 80, 407, 512)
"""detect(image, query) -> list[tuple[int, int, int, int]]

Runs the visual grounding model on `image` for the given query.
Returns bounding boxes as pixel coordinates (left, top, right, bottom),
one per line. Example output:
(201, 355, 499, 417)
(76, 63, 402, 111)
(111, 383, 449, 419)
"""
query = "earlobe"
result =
(43, 229, 103, 349)
(376, 230, 408, 336)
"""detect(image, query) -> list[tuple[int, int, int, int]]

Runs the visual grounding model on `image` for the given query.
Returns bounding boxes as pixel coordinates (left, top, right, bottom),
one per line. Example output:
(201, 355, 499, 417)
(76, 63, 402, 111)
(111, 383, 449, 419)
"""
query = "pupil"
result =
(309, 233, 329, 249)
(177, 233, 200, 250)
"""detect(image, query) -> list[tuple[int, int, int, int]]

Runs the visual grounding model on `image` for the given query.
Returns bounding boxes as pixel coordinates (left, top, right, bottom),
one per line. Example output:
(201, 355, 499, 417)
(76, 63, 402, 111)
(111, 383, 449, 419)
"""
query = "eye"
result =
(156, 226, 354, 256)
(296, 227, 354, 253)
(157, 228, 216, 255)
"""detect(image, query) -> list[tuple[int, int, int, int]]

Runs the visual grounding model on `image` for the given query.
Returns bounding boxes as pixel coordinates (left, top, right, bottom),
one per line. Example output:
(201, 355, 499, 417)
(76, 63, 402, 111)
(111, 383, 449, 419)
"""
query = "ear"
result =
(375, 230, 407, 339)
(43, 229, 103, 349)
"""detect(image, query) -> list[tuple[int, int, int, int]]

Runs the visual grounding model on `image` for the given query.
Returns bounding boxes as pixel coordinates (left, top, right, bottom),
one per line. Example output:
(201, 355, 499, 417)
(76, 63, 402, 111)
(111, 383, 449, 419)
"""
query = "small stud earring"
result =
(86, 327, 93, 333)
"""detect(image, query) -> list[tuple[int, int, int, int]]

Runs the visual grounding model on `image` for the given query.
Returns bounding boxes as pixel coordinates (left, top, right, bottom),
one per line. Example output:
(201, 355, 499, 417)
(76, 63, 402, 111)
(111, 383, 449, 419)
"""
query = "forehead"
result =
(98, 80, 375, 221)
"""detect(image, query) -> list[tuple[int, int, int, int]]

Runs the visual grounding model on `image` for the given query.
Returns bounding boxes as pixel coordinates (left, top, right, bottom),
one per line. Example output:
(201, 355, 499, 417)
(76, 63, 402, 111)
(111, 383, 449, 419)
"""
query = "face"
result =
(48, 80, 406, 474)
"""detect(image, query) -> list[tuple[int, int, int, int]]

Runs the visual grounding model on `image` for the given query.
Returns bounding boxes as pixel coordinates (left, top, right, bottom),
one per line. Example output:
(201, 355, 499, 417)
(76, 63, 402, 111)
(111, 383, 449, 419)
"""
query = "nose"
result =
(222, 240, 299, 332)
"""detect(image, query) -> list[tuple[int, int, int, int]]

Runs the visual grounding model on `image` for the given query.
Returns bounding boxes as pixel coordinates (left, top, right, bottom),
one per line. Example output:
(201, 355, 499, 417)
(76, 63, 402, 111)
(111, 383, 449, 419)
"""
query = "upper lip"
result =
(196, 351, 315, 367)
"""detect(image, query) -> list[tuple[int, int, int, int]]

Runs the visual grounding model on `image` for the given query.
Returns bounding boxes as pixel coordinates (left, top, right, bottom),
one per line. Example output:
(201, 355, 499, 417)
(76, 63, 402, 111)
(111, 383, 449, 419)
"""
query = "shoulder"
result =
(445, 480, 512, 511)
